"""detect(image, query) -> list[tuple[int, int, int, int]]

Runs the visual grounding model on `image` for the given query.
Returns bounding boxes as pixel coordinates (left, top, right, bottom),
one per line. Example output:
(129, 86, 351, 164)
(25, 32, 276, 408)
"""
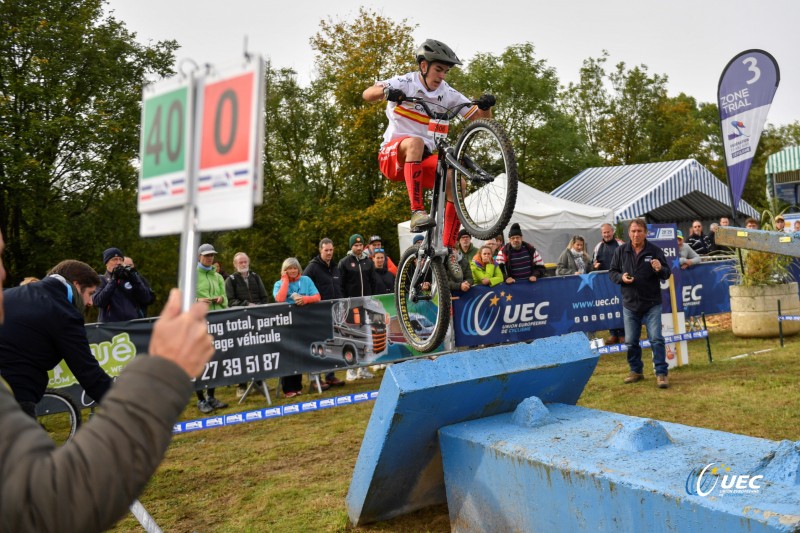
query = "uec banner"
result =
(453, 272, 623, 347)
(453, 260, 736, 347)
(680, 260, 736, 317)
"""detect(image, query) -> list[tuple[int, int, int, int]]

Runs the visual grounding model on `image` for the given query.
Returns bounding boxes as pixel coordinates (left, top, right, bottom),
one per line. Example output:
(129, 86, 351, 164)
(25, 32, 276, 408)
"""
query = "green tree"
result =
(603, 61, 669, 164)
(563, 51, 721, 174)
(0, 0, 176, 284)
(449, 43, 597, 192)
(303, 8, 417, 259)
(647, 93, 718, 164)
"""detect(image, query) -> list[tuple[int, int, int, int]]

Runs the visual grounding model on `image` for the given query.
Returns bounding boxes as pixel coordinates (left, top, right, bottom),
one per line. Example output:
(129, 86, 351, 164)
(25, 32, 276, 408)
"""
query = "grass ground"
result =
(110, 316, 800, 532)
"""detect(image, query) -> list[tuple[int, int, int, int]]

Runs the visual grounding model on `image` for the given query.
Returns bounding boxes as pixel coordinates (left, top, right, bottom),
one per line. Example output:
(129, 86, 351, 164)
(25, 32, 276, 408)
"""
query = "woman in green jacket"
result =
(470, 245, 504, 287)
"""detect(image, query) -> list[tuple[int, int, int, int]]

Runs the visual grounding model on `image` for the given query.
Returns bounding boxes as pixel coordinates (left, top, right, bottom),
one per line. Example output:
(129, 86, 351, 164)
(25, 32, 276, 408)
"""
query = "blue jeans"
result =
(623, 304, 667, 376)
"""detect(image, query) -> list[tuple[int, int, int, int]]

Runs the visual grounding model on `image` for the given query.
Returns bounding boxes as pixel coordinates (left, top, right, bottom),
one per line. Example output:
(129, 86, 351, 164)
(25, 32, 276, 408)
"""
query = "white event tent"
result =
(397, 179, 614, 264)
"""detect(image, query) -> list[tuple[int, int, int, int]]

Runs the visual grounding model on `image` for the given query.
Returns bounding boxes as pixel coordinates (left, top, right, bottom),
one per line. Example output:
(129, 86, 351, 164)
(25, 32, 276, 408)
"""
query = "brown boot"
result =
(657, 374, 669, 389)
(624, 372, 644, 384)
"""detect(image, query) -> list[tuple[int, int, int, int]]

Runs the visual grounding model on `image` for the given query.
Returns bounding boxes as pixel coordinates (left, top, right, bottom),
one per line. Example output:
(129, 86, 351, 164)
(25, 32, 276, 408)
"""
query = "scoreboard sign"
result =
(138, 78, 192, 214)
(137, 56, 265, 236)
(194, 60, 265, 231)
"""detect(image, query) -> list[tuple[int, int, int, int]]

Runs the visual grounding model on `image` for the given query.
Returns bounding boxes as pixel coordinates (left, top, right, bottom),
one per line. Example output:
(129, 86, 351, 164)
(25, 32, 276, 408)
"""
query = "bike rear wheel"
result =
(452, 119, 518, 239)
(394, 246, 451, 353)
(37, 389, 82, 445)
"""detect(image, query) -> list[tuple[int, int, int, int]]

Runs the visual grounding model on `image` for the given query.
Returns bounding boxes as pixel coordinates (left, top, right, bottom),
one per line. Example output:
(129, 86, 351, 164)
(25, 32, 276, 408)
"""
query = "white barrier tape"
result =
(778, 315, 800, 321)
(594, 330, 708, 355)
(173, 390, 379, 434)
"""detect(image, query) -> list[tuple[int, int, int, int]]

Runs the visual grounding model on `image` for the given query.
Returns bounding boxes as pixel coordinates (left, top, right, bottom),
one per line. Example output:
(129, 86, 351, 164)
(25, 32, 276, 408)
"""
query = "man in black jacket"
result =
(305, 238, 344, 301)
(609, 219, 672, 389)
(687, 220, 711, 255)
(92, 247, 155, 322)
(337, 234, 379, 381)
(372, 248, 395, 294)
(304, 238, 345, 387)
(338, 234, 379, 298)
(225, 252, 269, 307)
(226, 251, 271, 397)
(0, 259, 112, 417)
(592, 223, 625, 344)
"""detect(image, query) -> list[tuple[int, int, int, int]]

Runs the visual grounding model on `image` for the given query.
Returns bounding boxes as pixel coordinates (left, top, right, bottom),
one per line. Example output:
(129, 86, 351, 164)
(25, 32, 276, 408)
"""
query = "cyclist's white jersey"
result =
(378, 72, 478, 153)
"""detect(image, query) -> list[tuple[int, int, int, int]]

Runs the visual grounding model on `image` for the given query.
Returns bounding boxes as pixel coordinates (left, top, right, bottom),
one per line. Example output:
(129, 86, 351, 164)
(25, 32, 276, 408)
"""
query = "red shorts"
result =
(378, 137, 437, 188)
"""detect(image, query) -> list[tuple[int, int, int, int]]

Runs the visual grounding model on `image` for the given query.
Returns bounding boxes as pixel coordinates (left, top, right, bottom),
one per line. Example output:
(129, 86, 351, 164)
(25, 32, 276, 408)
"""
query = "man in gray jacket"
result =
(0, 230, 215, 532)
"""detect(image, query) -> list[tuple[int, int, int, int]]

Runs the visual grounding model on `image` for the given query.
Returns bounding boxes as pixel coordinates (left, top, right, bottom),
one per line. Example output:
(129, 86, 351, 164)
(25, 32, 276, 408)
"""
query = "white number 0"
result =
(743, 56, 760, 85)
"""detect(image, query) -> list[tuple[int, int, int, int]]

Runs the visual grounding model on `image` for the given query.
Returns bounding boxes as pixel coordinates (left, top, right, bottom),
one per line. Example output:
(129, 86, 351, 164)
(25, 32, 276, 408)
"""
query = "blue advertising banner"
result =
(647, 224, 682, 313)
(453, 272, 623, 347)
(453, 229, 738, 348)
(453, 259, 735, 347)
(681, 260, 736, 317)
(718, 50, 780, 211)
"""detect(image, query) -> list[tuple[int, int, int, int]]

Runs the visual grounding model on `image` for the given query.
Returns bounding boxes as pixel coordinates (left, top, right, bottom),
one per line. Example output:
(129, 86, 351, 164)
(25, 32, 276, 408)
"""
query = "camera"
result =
(113, 265, 135, 280)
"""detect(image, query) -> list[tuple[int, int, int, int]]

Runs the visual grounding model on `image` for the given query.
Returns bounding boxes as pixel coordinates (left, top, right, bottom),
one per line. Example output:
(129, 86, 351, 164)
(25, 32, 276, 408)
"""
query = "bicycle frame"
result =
(405, 97, 484, 302)
(403, 98, 475, 303)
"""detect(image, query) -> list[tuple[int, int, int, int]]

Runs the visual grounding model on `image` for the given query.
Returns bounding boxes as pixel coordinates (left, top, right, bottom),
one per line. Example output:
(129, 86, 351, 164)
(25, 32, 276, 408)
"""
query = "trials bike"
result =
(394, 96, 518, 352)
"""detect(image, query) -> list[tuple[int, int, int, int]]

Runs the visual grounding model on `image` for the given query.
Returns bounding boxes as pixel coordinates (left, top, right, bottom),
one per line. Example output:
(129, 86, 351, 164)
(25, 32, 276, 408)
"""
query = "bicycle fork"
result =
(407, 254, 432, 303)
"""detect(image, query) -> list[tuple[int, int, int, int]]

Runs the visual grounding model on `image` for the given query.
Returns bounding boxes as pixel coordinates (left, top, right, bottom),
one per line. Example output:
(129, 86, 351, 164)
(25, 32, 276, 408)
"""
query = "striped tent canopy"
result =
(766, 146, 800, 174)
(766, 146, 800, 205)
(551, 159, 759, 224)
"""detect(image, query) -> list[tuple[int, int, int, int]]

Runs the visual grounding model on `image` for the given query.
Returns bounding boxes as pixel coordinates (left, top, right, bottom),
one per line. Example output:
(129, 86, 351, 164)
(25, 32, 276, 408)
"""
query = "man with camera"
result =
(92, 247, 155, 323)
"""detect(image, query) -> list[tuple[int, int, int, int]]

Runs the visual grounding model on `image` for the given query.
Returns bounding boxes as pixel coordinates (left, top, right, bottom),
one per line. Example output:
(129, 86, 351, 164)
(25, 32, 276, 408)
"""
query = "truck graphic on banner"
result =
(310, 297, 388, 366)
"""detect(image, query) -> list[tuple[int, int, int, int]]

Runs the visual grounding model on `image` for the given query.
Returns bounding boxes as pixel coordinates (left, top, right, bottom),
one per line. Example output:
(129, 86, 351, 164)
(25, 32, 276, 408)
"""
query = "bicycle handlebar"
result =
(400, 96, 490, 122)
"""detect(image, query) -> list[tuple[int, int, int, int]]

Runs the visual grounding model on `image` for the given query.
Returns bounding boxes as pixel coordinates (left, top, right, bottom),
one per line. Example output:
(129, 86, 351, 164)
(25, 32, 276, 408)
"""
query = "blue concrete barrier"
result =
(439, 401, 800, 532)
(345, 332, 599, 525)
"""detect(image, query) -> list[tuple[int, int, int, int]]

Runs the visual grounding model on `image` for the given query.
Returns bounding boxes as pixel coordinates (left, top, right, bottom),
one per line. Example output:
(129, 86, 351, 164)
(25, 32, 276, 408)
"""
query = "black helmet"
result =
(415, 39, 462, 67)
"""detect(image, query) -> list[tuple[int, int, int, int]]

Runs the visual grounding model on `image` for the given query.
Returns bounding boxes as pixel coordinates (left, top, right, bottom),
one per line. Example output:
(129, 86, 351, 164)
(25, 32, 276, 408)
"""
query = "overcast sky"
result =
(106, 0, 799, 126)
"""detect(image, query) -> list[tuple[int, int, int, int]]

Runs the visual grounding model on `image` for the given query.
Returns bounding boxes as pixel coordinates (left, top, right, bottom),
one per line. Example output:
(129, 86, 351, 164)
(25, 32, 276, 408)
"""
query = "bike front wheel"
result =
(36, 389, 82, 445)
(394, 246, 452, 353)
(452, 119, 518, 239)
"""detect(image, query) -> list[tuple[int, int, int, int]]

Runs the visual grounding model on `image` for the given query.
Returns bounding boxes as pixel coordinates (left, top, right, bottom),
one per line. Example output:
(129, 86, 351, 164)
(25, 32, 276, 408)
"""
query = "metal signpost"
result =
(134, 54, 266, 530)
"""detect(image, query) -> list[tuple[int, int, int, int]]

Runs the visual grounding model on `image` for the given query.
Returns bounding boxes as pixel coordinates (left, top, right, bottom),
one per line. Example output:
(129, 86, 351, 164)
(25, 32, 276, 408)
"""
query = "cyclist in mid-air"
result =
(363, 38, 493, 274)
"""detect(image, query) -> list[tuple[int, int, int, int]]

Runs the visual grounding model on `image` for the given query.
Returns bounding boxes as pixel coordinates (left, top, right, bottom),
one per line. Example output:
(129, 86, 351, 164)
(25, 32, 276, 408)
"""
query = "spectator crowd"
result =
(2, 216, 746, 415)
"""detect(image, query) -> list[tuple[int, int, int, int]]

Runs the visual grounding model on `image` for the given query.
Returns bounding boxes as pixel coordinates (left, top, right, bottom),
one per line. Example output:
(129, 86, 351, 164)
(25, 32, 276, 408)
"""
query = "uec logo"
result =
(504, 302, 549, 322)
(685, 462, 763, 497)
(460, 291, 550, 336)
(460, 291, 502, 336)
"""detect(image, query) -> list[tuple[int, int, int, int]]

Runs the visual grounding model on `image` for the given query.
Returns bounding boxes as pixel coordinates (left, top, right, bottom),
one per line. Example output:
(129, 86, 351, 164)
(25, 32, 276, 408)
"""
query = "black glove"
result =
(384, 86, 406, 103)
(477, 94, 496, 111)
(111, 265, 124, 281)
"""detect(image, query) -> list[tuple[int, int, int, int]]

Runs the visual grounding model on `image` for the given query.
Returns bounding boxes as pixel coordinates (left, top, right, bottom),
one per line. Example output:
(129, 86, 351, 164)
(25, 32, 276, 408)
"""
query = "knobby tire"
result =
(452, 119, 518, 239)
(394, 246, 451, 353)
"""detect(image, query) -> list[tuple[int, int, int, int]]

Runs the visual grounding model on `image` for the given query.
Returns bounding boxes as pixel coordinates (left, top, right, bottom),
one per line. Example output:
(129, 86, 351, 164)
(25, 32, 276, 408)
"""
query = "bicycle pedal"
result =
(410, 222, 436, 232)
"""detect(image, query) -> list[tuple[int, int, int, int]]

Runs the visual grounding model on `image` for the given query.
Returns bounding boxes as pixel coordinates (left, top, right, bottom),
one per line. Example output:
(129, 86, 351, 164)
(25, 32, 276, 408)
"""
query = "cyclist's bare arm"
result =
(363, 83, 387, 102)
(471, 107, 492, 120)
